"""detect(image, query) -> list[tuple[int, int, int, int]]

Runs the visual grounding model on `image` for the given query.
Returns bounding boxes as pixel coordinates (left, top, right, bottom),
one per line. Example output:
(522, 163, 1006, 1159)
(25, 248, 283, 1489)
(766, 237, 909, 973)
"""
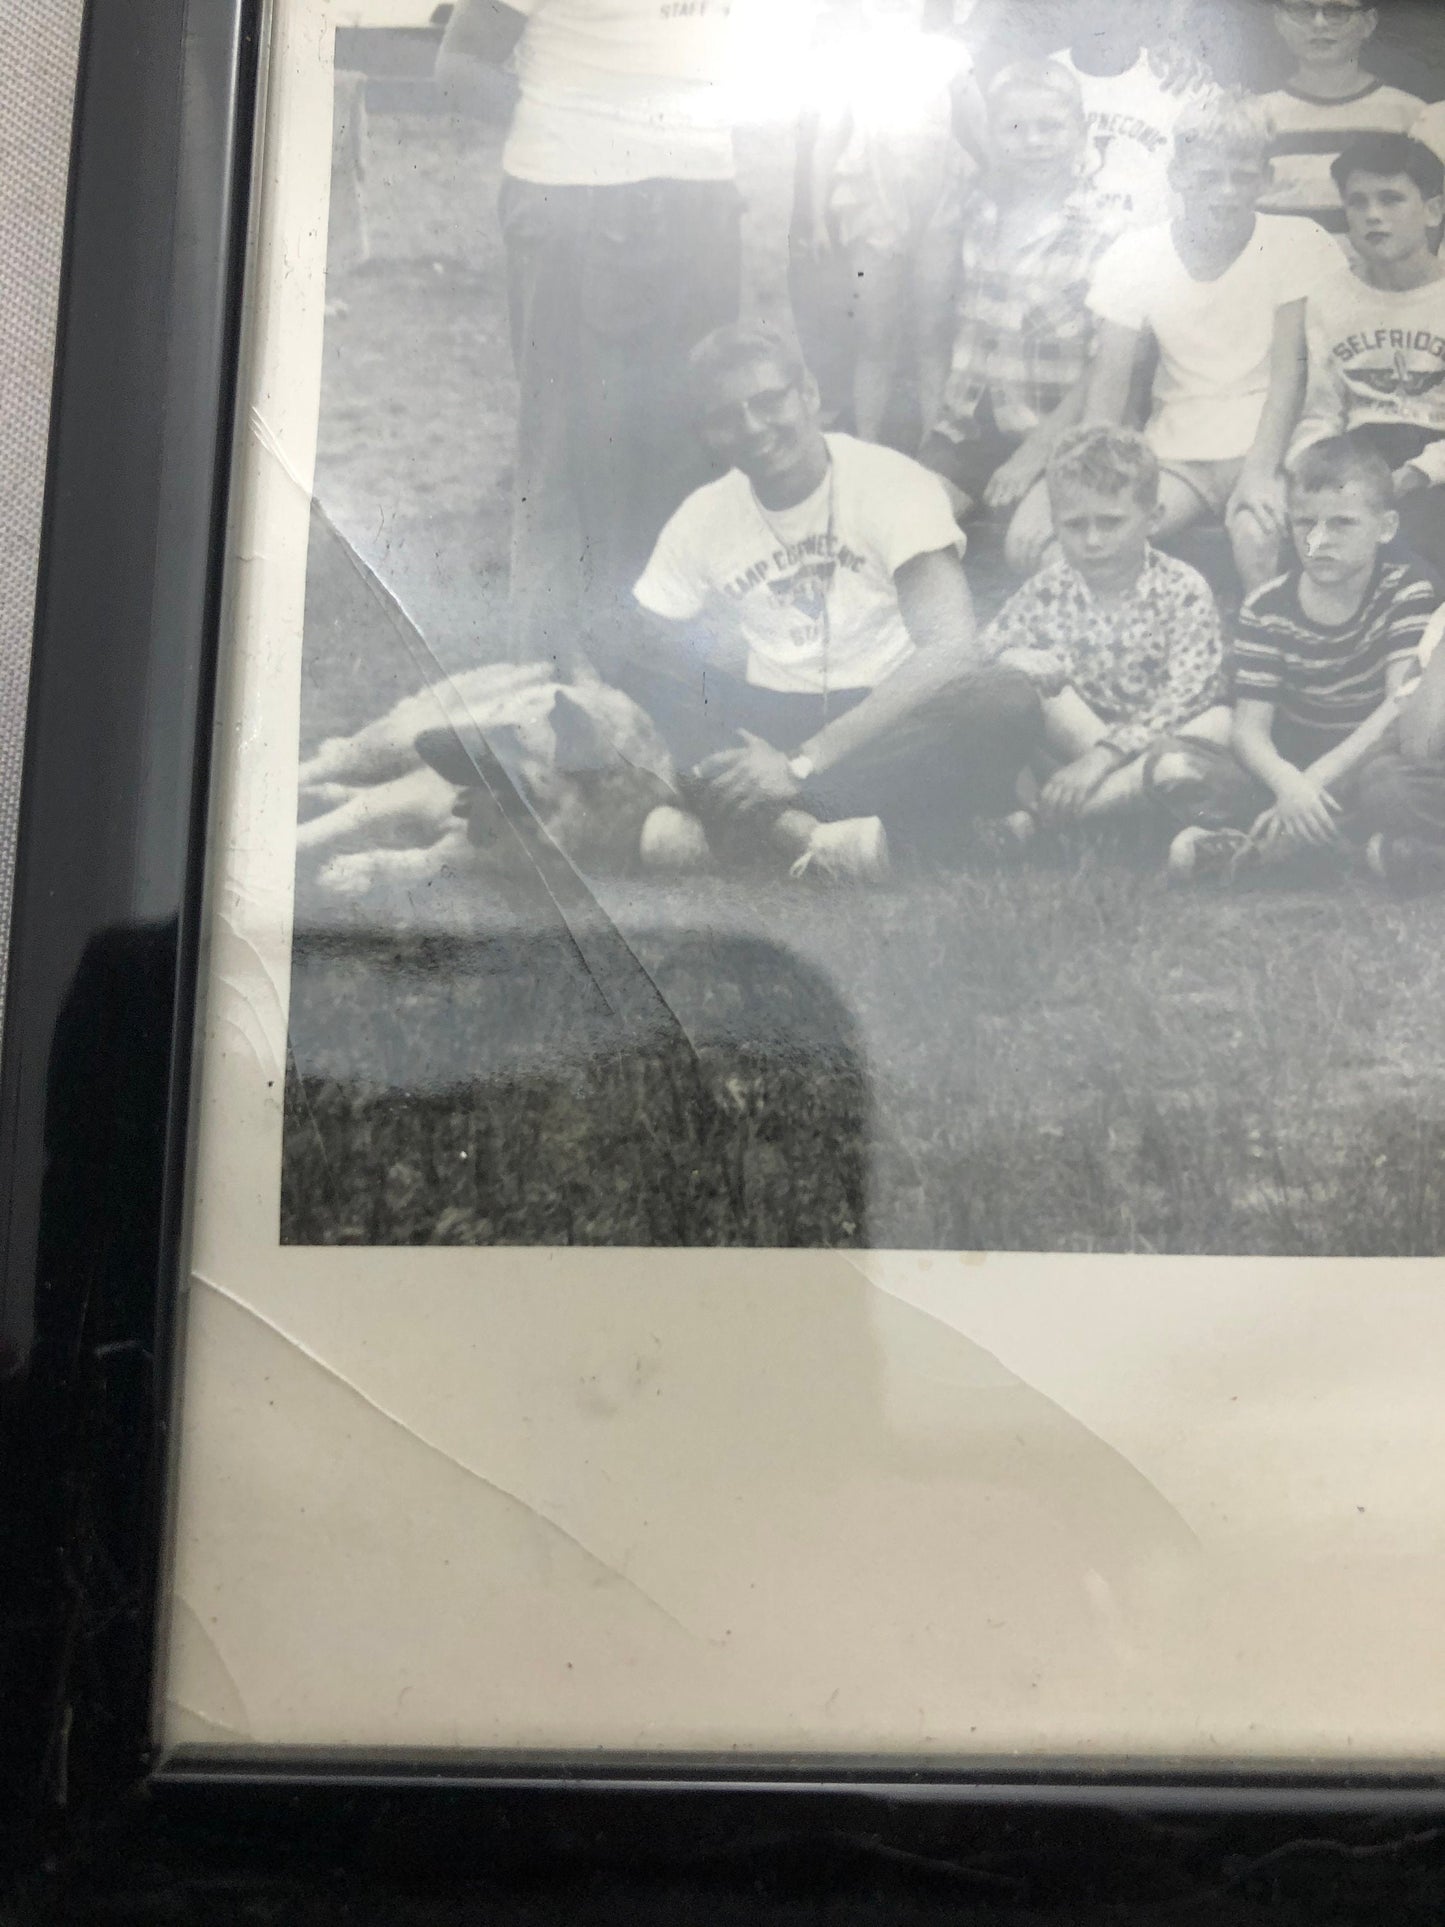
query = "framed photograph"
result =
(11, 0, 1445, 1859)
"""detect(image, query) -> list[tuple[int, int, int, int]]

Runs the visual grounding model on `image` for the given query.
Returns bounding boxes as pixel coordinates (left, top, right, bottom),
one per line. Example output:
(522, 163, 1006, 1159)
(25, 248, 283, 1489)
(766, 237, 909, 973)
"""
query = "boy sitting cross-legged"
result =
(1158, 436, 1443, 877)
(982, 425, 1232, 837)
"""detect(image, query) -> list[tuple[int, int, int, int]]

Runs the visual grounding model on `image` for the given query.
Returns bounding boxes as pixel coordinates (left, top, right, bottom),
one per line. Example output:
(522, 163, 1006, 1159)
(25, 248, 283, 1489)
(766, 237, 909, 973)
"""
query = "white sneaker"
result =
(639, 804, 712, 872)
(1166, 825, 1253, 882)
(789, 816, 890, 883)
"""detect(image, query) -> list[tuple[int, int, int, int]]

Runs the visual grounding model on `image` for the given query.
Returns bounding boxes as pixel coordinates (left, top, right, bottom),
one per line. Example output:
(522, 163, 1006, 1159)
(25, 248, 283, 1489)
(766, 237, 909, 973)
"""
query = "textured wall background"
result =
(0, 3, 86, 1001)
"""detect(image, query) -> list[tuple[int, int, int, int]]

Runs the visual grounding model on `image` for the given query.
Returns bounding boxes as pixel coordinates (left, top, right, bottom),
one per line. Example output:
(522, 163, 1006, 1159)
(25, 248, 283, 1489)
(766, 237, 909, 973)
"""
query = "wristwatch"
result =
(786, 753, 815, 785)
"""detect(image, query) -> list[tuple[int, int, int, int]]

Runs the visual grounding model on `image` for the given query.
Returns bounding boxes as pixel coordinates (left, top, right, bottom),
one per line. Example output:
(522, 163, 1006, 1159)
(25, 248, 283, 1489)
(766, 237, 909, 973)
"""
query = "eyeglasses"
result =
(1275, 1, 1368, 24)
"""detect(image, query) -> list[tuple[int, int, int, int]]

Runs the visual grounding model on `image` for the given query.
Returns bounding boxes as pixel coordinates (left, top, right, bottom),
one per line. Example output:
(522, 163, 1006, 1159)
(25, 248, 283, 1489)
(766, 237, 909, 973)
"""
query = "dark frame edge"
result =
(0, 0, 262, 1871)
(2, 6, 1445, 1904)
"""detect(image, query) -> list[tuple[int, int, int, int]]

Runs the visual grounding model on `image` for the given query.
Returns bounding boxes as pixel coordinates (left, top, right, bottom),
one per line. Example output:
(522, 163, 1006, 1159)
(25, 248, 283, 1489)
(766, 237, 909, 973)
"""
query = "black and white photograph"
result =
(283, 0, 1445, 1256)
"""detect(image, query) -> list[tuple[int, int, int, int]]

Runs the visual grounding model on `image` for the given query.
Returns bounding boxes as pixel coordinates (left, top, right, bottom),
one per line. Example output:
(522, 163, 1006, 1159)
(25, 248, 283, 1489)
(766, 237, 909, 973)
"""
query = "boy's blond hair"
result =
(1046, 425, 1160, 508)
(1170, 93, 1272, 174)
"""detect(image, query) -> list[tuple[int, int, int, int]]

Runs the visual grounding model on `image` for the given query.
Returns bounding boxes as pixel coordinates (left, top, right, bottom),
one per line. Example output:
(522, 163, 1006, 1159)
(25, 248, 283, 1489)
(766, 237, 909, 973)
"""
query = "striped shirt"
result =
(936, 180, 1124, 442)
(1257, 81, 1424, 238)
(1232, 556, 1439, 762)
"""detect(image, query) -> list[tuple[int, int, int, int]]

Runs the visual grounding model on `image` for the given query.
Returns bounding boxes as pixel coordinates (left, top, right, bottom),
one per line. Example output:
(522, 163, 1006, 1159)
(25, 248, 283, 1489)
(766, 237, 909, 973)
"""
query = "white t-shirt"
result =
(1053, 50, 1206, 229)
(1292, 262, 1445, 486)
(634, 434, 963, 694)
(503, 0, 738, 187)
(1088, 213, 1343, 460)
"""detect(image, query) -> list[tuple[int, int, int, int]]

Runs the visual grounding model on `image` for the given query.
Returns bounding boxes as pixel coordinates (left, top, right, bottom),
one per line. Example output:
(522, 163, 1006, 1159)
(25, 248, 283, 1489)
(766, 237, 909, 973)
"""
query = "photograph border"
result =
(9, 1, 1445, 1881)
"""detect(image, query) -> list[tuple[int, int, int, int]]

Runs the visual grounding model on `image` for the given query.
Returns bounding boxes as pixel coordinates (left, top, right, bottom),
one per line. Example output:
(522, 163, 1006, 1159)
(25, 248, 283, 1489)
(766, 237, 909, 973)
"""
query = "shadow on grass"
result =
(282, 926, 870, 1247)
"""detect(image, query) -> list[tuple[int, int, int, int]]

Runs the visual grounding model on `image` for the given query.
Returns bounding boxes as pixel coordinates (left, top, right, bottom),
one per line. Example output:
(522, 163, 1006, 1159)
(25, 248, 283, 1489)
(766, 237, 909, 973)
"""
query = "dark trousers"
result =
(1143, 732, 1445, 844)
(1356, 751, 1445, 842)
(622, 659, 1043, 862)
(500, 175, 742, 666)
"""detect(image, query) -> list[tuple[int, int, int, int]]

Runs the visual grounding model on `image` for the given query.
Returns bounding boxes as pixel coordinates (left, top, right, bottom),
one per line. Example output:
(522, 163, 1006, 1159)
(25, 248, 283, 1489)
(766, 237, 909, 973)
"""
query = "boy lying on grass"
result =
(981, 425, 1231, 837)
(1155, 436, 1445, 878)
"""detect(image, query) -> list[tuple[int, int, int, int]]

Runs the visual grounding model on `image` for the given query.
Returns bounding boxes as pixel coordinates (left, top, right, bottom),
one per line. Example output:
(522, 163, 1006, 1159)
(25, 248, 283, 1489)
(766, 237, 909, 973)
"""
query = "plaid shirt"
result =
(983, 547, 1227, 759)
(937, 180, 1123, 441)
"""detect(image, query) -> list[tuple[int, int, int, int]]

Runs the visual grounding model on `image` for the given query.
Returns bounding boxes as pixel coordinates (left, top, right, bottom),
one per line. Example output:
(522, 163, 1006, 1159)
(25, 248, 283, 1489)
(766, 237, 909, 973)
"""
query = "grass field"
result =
(283, 105, 1445, 1255)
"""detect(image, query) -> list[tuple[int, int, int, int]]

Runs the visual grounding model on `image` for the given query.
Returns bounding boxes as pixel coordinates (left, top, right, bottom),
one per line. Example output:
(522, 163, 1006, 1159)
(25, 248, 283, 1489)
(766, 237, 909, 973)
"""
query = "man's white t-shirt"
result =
(1053, 50, 1206, 229)
(634, 434, 963, 695)
(1088, 213, 1343, 460)
(503, 0, 738, 186)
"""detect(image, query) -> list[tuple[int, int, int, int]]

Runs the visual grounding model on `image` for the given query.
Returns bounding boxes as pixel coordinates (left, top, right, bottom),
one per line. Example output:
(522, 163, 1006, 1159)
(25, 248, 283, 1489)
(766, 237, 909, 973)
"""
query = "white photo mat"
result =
(161, 0, 1445, 1767)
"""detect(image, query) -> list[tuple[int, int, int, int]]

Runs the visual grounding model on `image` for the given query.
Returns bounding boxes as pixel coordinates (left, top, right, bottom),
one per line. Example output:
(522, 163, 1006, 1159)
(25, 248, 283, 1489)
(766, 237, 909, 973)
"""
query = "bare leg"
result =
(1055, 712, 1233, 824)
(1229, 507, 1283, 595)
(1153, 470, 1212, 544)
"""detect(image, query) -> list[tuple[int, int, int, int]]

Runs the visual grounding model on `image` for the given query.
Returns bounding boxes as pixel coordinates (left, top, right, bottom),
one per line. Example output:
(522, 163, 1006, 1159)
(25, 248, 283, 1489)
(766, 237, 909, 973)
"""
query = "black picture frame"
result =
(6, 1, 1445, 1918)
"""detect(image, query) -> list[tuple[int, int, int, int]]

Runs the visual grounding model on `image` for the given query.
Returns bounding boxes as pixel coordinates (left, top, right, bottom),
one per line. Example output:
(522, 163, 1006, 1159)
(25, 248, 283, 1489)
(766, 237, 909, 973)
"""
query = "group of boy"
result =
(436, 0, 1445, 891)
(626, 284, 1445, 891)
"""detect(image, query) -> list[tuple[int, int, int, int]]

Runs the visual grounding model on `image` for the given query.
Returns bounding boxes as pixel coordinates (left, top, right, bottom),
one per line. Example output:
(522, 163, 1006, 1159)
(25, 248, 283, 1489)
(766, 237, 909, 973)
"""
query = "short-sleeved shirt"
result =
(634, 433, 962, 694)
(936, 180, 1124, 442)
(1258, 81, 1425, 237)
(1232, 556, 1439, 762)
(1051, 49, 1213, 229)
(1088, 213, 1343, 461)
(1291, 263, 1445, 488)
(503, 0, 740, 186)
(982, 547, 1226, 758)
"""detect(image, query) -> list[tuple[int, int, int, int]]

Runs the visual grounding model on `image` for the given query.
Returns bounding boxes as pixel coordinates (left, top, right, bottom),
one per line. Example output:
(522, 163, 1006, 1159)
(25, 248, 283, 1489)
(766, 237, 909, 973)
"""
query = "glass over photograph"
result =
(284, 0, 1445, 1253)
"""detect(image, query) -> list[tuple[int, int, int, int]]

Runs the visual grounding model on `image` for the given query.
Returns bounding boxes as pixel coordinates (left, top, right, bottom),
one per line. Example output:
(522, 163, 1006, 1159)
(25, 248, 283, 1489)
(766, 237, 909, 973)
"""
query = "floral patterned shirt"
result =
(982, 547, 1227, 758)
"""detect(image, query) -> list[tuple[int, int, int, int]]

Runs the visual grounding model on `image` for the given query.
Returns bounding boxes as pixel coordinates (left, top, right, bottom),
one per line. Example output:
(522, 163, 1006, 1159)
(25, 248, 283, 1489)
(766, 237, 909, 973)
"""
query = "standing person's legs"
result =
(499, 176, 742, 672)
(847, 241, 910, 444)
(573, 179, 743, 675)
(911, 211, 961, 448)
(500, 178, 588, 667)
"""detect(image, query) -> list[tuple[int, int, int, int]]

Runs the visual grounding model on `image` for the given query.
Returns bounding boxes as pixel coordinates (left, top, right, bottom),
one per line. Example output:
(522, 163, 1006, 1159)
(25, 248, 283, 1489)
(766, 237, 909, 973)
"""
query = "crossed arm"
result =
(1232, 659, 1416, 848)
(651, 547, 984, 811)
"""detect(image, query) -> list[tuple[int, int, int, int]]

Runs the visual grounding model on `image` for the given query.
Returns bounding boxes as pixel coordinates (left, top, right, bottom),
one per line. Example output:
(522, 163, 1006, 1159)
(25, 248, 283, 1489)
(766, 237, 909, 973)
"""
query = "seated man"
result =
(1154, 438, 1443, 877)
(982, 426, 1231, 836)
(1285, 134, 1445, 580)
(919, 59, 1124, 575)
(626, 324, 1043, 879)
(1084, 97, 1341, 594)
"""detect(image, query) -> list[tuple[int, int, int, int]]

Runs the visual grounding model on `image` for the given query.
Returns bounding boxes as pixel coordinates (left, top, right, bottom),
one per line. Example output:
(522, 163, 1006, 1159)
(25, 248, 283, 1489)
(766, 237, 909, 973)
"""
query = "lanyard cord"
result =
(749, 452, 837, 722)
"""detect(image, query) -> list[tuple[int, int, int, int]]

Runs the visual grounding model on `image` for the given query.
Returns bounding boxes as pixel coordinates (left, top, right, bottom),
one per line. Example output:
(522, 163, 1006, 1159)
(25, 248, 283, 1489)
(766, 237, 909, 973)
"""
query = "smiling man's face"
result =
(697, 356, 823, 493)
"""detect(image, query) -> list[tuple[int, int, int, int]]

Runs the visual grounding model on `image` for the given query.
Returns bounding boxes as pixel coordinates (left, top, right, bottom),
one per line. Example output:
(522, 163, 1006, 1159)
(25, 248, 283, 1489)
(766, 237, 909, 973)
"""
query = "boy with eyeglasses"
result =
(1256, 0, 1422, 240)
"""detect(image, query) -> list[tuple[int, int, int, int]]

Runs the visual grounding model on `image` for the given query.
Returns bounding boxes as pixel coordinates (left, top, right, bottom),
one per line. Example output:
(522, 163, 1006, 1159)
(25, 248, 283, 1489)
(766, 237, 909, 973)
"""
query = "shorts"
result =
(1159, 456, 1245, 519)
